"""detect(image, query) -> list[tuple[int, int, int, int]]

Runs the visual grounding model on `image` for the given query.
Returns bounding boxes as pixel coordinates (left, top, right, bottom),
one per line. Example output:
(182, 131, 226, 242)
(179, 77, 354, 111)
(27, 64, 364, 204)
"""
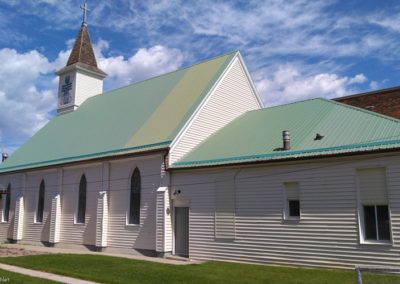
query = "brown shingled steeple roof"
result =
(60, 24, 106, 76)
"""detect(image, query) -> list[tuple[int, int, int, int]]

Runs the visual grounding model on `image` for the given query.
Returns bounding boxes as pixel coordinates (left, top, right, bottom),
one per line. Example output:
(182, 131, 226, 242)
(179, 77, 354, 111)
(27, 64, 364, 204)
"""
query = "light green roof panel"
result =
(173, 98, 400, 168)
(0, 51, 237, 173)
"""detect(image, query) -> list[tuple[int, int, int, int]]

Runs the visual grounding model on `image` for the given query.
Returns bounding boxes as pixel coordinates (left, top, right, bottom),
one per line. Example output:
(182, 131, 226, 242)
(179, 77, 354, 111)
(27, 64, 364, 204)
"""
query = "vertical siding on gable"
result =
(171, 154, 400, 269)
(170, 58, 261, 165)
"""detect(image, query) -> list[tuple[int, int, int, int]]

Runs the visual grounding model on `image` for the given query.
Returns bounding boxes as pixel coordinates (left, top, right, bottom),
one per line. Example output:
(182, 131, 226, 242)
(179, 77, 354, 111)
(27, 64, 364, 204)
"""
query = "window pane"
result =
(129, 168, 141, 224)
(289, 200, 300, 217)
(364, 206, 377, 240)
(36, 181, 45, 223)
(377, 205, 390, 241)
(77, 175, 86, 224)
(4, 184, 10, 222)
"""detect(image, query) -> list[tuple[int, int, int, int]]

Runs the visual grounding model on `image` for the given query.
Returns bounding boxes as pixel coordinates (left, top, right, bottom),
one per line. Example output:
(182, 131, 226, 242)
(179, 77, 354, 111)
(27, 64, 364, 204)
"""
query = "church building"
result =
(1, 8, 400, 269)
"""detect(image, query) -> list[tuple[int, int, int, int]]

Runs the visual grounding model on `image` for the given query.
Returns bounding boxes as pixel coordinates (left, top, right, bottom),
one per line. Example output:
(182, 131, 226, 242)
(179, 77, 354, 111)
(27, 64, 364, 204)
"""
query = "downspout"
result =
(163, 148, 170, 172)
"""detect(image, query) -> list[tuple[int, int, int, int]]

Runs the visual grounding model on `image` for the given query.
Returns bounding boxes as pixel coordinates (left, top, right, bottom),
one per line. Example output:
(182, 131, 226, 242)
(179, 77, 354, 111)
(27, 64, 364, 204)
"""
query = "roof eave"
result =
(56, 62, 107, 78)
(169, 147, 400, 171)
(0, 147, 170, 175)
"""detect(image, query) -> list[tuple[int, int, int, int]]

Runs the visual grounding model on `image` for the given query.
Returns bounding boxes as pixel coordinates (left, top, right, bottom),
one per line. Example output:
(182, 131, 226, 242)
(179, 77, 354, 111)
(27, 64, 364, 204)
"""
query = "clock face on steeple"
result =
(61, 75, 73, 105)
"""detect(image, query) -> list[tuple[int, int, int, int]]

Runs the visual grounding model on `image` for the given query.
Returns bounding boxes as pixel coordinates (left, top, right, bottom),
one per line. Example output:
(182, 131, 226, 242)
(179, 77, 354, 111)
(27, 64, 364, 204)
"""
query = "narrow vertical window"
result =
(36, 180, 45, 223)
(3, 184, 10, 222)
(77, 175, 86, 224)
(215, 178, 235, 240)
(129, 168, 141, 225)
(284, 182, 300, 219)
(358, 168, 391, 243)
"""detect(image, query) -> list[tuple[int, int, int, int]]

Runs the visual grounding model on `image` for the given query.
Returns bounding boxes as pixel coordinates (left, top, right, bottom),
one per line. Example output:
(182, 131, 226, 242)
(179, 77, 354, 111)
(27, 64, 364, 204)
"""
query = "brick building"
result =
(334, 86, 400, 119)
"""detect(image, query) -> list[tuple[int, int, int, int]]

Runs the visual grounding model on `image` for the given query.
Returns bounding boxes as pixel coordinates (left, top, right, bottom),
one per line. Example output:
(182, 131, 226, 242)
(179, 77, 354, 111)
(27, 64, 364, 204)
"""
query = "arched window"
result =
(36, 180, 45, 223)
(128, 168, 141, 224)
(77, 175, 86, 224)
(4, 183, 10, 222)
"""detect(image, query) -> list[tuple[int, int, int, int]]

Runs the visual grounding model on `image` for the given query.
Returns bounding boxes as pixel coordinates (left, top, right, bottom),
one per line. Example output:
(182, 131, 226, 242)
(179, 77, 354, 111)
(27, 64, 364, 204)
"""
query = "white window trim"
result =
(282, 182, 301, 221)
(1, 183, 10, 223)
(1, 192, 6, 223)
(356, 168, 393, 245)
(358, 203, 392, 245)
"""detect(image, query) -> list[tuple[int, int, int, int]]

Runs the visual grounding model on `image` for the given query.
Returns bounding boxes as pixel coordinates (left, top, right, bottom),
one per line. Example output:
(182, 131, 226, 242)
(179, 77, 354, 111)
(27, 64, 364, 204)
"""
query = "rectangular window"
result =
(363, 205, 390, 241)
(284, 182, 300, 220)
(289, 200, 300, 217)
(3, 184, 10, 222)
(357, 168, 391, 243)
(215, 178, 235, 240)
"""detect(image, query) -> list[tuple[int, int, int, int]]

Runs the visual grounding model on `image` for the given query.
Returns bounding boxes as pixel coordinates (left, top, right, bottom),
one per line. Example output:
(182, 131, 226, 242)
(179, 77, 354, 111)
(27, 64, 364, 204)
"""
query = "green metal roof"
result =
(172, 98, 400, 168)
(0, 51, 237, 173)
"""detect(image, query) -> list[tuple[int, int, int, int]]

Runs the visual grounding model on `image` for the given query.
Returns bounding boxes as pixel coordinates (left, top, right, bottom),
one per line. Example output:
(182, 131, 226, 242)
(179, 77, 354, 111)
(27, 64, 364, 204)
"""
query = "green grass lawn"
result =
(0, 267, 59, 283)
(0, 254, 399, 284)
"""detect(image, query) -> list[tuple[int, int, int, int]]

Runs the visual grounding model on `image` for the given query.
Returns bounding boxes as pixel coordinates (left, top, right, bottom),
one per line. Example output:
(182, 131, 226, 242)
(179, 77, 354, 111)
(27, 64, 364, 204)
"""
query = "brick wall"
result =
(334, 87, 400, 119)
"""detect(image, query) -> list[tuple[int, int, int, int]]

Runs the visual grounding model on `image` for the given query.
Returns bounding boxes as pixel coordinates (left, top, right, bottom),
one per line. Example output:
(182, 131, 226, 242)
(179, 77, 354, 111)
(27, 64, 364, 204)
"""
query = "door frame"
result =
(173, 199, 190, 256)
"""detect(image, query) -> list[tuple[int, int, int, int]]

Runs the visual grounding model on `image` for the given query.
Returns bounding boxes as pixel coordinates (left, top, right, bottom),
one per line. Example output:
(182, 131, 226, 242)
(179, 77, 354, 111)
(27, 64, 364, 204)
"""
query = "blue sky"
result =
(1, 0, 400, 155)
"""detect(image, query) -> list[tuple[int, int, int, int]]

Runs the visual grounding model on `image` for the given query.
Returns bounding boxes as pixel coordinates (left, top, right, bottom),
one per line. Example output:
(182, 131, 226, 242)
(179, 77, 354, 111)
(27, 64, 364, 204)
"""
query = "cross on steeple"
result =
(80, 2, 90, 26)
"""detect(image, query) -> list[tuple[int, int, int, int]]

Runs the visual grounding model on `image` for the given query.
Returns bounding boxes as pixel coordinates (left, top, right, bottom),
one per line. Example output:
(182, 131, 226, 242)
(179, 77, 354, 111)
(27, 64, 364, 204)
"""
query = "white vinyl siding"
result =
(358, 168, 387, 204)
(171, 153, 400, 269)
(215, 179, 235, 240)
(107, 155, 162, 251)
(0, 174, 24, 240)
(60, 165, 100, 246)
(23, 170, 57, 243)
(156, 187, 172, 253)
(170, 57, 261, 165)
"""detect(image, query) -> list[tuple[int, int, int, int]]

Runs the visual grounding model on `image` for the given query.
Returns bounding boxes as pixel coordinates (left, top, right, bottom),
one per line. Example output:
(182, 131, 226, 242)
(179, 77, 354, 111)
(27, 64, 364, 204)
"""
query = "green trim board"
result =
(0, 51, 238, 174)
(172, 98, 400, 168)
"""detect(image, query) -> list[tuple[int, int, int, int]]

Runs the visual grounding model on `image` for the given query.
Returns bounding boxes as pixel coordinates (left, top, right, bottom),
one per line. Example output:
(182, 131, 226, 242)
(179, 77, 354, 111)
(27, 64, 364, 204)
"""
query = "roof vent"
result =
(1, 153, 8, 162)
(282, 130, 290, 151)
(314, 133, 324, 141)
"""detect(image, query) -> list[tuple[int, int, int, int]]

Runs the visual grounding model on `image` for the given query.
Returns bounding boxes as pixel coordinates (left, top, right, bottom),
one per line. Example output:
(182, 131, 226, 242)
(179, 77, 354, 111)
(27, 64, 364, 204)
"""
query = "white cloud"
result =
(0, 48, 56, 153)
(370, 81, 378, 89)
(255, 64, 367, 107)
(94, 41, 184, 89)
(0, 41, 185, 154)
(348, 74, 367, 84)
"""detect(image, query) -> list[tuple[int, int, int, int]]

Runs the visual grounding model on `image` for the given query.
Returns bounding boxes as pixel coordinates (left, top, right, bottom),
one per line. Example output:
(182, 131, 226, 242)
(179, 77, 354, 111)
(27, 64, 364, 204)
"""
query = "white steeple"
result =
(55, 4, 107, 115)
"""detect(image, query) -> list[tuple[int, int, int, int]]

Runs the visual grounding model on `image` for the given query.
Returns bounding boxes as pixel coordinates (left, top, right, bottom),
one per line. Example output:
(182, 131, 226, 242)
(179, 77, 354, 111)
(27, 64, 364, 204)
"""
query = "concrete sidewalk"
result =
(0, 243, 195, 265)
(0, 262, 99, 284)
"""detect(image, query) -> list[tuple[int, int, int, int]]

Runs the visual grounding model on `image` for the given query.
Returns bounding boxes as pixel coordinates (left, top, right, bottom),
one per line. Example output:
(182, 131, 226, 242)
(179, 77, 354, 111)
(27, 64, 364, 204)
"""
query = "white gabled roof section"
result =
(168, 52, 263, 166)
(236, 52, 264, 108)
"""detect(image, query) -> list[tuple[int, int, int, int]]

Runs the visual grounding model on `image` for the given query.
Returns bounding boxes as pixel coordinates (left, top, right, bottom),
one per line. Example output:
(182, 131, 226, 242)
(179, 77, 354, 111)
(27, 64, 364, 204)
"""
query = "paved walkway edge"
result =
(0, 262, 99, 284)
